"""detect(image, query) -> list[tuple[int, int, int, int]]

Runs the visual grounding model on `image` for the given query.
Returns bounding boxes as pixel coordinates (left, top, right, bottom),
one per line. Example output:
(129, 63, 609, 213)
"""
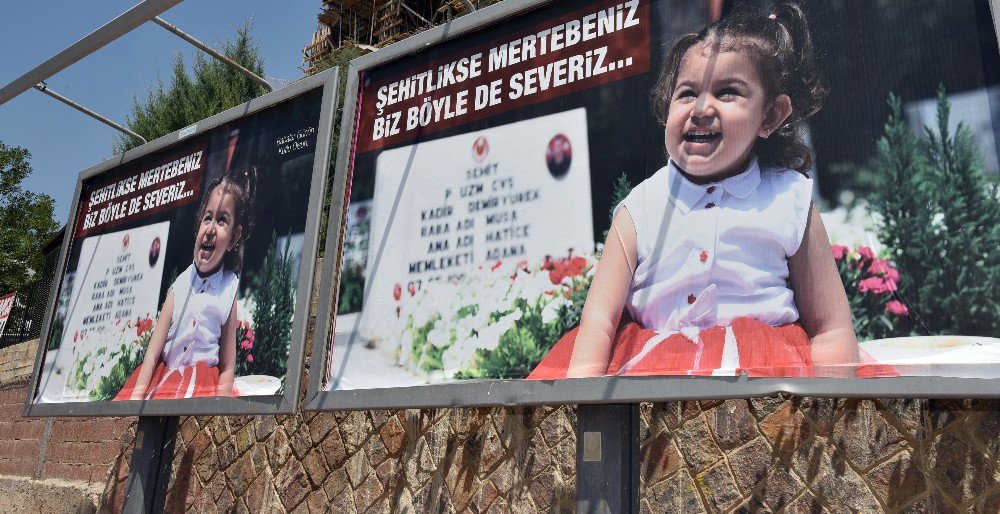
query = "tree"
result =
(868, 88, 1000, 337)
(113, 21, 267, 153)
(0, 141, 59, 293)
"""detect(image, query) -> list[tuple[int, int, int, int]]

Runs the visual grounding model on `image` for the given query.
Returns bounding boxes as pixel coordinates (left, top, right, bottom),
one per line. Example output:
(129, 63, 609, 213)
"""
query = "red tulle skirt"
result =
(527, 316, 898, 379)
(114, 361, 222, 400)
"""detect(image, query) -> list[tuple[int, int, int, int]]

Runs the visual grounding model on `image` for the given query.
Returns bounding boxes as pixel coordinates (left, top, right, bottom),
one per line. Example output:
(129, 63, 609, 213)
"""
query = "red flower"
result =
(831, 245, 849, 261)
(859, 276, 897, 294)
(393, 283, 402, 301)
(491, 260, 503, 271)
(246, 354, 254, 363)
(408, 283, 417, 297)
(868, 258, 900, 282)
(885, 300, 909, 316)
(857, 246, 875, 261)
(136, 318, 154, 337)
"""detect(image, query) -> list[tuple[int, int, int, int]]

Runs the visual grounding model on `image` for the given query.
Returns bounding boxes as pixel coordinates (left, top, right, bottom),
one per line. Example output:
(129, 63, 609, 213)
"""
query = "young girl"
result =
(115, 167, 257, 400)
(530, 3, 859, 380)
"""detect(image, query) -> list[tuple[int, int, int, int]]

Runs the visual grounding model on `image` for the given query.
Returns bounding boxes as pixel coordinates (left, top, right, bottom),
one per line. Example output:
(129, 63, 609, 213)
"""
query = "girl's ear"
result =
(760, 94, 793, 138)
(229, 225, 244, 251)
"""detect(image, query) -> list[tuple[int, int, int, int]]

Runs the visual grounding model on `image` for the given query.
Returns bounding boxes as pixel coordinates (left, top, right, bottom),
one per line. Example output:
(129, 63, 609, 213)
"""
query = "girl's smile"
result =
(194, 187, 242, 276)
(665, 46, 790, 183)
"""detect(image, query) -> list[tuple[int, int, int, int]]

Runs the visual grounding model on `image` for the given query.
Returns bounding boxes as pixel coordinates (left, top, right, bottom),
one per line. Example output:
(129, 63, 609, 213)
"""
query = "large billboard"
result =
(25, 70, 339, 416)
(308, 0, 1000, 409)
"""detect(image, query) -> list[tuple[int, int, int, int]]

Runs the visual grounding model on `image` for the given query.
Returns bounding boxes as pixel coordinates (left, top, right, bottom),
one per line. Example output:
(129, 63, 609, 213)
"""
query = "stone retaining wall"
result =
(3, 332, 1000, 512)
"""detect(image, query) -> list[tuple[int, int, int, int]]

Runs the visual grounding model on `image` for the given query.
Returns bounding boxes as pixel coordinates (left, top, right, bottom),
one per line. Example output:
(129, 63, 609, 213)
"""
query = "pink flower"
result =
(868, 258, 900, 282)
(393, 283, 402, 301)
(859, 276, 897, 294)
(240, 340, 253, 350)
(831, 245, 849, 261)
(246, 354, 254, 363)
(857, 246, 875, 261)
(885, 300, 909, 316)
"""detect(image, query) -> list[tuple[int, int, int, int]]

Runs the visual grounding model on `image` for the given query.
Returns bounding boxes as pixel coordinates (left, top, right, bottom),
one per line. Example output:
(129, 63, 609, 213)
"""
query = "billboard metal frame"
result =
(305, 0, 1000, 411)
(23, 68, 341, 417)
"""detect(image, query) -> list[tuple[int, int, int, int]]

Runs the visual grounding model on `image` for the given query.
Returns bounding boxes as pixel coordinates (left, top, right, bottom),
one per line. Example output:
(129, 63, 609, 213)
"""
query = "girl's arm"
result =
(566, 209, 639, 377)
(788, 204, 860, 378)
(129, 290, 174, 400)
(216, 298, 238, 396)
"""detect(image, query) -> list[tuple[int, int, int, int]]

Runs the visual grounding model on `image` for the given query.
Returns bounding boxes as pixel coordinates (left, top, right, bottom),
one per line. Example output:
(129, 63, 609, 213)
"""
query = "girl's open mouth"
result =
(199, 242, 215, 259)
(683, 130, 721, 143)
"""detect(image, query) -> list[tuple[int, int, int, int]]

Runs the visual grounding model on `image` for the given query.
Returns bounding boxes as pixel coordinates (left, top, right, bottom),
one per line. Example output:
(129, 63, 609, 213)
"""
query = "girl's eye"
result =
(718, 88, 740, 100)
(674, 89, 696, 102)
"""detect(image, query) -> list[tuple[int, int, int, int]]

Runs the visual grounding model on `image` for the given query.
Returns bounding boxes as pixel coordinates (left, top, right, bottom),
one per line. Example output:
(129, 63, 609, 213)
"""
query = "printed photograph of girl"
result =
(529, 3, 860, 379)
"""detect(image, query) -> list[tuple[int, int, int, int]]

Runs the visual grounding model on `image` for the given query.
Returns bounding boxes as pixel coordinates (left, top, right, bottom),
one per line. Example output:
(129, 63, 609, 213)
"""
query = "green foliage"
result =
(602, 172, 632, 243)
(337, 263, 365, 314)
(113, 21, 267, 153)
(248, 232, 296, 379)
(0, 141, 59, 293)
(90, 331, 151, 401)
(867, 87, 1000, 336)
(456, 283, 589, 380)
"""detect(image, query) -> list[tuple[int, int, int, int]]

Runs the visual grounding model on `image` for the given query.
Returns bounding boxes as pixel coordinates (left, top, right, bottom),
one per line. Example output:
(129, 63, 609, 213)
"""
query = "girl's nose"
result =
(692, 95, 717, 118)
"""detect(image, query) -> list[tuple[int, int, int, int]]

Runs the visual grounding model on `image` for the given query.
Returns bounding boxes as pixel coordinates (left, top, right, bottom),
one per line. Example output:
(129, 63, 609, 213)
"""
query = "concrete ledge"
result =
(0, 475, 101, 513)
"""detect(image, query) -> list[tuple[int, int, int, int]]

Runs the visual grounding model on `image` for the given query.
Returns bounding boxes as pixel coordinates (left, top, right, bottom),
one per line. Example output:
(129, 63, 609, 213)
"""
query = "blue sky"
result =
(0, 1, 320, 224)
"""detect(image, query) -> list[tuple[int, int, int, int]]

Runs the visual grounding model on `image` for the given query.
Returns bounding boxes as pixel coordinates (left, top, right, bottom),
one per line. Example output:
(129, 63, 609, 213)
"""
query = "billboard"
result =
(308, 0, 1000, 409)
(24, 69, 339, 416)
(0, 292, 15, 340)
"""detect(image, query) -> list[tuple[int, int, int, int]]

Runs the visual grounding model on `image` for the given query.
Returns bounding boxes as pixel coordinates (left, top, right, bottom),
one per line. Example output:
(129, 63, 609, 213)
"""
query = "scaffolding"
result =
(302, 0, 487, 74)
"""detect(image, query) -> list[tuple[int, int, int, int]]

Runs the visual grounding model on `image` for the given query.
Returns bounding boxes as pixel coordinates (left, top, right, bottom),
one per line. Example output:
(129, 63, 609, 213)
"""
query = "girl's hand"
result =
(567, 208, 639, 377)
(128, 289, 175, 400)
(788, 204, 860, 378)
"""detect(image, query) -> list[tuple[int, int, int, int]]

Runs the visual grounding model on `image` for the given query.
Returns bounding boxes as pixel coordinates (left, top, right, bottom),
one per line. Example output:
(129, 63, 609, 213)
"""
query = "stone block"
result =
(929, 431, 998, 504)
(866, 451, 926, 509)
(673, 414, 723, 472)
(727, 437, 773, 494)
(697, 460, 743, 512)
(705, 400, 757, 451)
(643, 469, 706, 513)
(831, 399, 908, 471)
(275, 458, 311, 512)
(379, 416, 407, 457)
(784, 490, 826, 513)
(640, 430, 683, 486)
(760, 402, 811, 462)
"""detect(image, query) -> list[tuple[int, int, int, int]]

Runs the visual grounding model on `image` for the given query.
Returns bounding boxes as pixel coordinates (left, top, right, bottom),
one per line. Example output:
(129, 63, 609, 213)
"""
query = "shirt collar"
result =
(191, 262, 226, 292)
(666, 157, 762, 213)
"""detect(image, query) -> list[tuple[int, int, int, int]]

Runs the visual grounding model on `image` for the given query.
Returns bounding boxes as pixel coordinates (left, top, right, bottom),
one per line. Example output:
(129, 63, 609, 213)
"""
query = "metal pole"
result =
(123, 416, 178, 514)
(151, 17, 273, 93)
(577, 404, 639, 513)
(34, 83, 147, 145)
(0, 0, 183, 106)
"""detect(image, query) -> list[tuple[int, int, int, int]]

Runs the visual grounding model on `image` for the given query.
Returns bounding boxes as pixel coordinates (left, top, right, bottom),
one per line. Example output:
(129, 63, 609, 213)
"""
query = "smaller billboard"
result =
(25, 69, 340, 417)
(0, 292, 15, 340)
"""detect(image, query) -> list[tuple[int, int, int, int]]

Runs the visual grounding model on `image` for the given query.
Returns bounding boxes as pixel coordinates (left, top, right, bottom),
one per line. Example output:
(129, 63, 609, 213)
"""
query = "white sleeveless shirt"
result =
(616, 158, 812, 336)
(160, 263, 240, 368)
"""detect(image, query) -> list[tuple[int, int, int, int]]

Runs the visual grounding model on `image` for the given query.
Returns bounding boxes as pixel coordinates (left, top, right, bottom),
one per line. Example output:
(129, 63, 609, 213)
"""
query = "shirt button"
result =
(705, 202, 716, 209)
(687, 294, 696, 304)
(200, 289, 205, 293)
(699, 251, 709, 263)
(183, 346, 188, 352)
(707, 186, 716, 194)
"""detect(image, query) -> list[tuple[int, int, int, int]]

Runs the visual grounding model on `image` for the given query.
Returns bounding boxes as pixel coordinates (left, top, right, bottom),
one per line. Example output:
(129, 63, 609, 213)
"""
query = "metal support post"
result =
(577, 404, 640, 513)
(34, 83, 147, 145)
(123, 416, 179, 514)
(151, 17, 273, 93)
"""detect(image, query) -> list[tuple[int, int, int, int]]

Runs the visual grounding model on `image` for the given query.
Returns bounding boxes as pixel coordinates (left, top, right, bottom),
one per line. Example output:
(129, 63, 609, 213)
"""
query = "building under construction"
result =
(302, 0, 494, 73)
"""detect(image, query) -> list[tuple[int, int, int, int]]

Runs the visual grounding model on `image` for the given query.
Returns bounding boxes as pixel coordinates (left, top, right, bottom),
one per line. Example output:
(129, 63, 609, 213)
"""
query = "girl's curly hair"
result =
(651, 2, 828, 173)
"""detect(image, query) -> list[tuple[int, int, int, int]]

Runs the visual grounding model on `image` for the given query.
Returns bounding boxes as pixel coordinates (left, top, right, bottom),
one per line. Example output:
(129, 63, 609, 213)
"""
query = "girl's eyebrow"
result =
(716, 77, 751, 89)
